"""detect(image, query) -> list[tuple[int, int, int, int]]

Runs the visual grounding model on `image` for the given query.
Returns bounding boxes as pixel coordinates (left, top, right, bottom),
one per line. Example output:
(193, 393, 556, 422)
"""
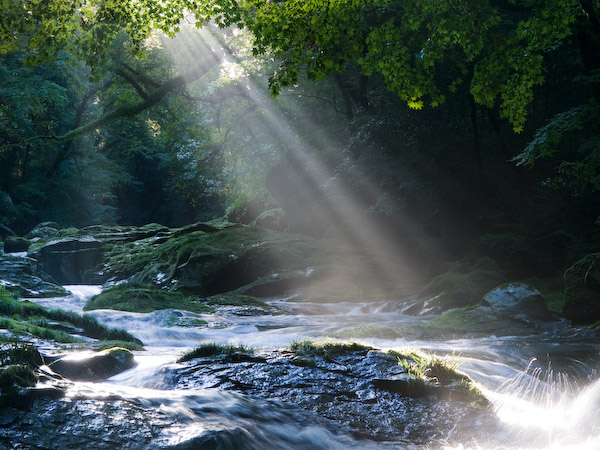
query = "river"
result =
(28, 286, 600, 450)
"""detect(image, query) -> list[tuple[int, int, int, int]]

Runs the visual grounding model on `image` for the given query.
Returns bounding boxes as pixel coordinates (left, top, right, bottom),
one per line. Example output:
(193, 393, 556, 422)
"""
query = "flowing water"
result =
(29, 286, 600, 450)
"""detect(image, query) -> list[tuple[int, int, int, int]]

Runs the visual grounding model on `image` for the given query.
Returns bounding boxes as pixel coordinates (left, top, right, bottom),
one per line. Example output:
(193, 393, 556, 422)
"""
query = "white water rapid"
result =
(29, 286, 600, 450)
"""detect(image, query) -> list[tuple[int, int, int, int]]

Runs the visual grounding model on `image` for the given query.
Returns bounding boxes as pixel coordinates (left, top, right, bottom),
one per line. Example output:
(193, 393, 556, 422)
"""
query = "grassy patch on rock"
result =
(177, 343, 254, 362)
(289, 340, 372, 359)
(388, 349, 486, 403)
(0, 287, 140, 345)
(84, 284, 213, 314)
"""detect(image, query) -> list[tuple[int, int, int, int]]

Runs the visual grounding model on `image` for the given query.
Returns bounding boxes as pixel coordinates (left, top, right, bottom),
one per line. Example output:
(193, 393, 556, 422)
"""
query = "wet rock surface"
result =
(0, 379, 404, 450)
(48, 347, 137, 381)
(30, 237, 106, 285)
(0, 255, 70, 298)
(483, 283, 555, 322)
(173, 346, 493, 443)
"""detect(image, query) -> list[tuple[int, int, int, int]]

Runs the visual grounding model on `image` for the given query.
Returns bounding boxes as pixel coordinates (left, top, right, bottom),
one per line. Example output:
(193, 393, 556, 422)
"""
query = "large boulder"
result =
(3, 236, 31, 253)
(563, 253, 600, 324)
(409, 267, 506, 315)
(0, 255, 70, 298)
(482, 283, 554, 322)
(175, 342, 491, 443)
(419, 283, 559, 338)
(30, 237, 106, 284)
(48, 347, 136, 381)
(25, 225, 60, 242)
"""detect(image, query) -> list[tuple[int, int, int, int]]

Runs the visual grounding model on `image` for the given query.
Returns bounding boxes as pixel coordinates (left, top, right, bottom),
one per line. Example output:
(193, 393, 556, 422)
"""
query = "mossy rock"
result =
(483, 283, 554, 322)
(49, 347, 136, 381)
(415, 269, 506, 313)
(25, 226, 60, 241)
(205, 293, 282, 314)
(334, 325, 404, 340)
(420, 306, 516, 337)
(0, 365, 37, 395)
(563, 253, 600, 323)
(0, 343, 44, 367)
(102, 225, 329, 297)
(37, 222, 60, 230)
(3, 236, 31, 253)
(84, 284, 212, 314)
(419, 296, 554, 338)
(95, 222, 415, 302)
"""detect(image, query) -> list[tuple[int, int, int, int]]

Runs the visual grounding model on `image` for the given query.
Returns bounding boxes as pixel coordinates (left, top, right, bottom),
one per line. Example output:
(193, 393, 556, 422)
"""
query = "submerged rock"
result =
(49, 347, 136, 381)
(0, 254, 70, 298)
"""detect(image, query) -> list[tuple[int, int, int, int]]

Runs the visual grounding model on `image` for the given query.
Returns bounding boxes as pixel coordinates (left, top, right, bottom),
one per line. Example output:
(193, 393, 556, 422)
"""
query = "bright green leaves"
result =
(358, 0, 498, 110)
(242, 0, 368, 96)
(470, 0, 580, 131)
(0, 0, 590, 132)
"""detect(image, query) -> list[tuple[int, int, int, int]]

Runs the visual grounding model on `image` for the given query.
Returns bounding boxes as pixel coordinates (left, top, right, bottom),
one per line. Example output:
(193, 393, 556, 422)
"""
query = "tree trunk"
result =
(470, 96, 482, 169)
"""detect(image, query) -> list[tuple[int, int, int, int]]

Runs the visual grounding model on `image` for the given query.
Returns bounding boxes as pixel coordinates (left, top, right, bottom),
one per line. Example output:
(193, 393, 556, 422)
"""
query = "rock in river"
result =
(48, 347, 136, 381)
(0, 254, 70, 298)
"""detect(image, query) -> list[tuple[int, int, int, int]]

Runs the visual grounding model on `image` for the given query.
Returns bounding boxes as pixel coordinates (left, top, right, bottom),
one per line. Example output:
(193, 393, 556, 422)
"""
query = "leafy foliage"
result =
(0, 0, 592, 131)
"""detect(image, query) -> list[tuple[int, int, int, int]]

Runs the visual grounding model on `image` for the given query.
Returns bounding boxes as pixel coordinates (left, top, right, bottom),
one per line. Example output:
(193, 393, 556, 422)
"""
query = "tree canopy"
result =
(2, 1, 597, 133)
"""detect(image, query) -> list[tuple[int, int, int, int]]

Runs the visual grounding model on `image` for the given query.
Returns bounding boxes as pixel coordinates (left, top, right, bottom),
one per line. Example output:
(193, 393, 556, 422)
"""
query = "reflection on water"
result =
(28, 286, 600, 450)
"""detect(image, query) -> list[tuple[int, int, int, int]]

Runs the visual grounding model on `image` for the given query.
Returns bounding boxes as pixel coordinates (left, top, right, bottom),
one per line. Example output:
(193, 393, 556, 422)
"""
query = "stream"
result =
(27, 286, 600, 450)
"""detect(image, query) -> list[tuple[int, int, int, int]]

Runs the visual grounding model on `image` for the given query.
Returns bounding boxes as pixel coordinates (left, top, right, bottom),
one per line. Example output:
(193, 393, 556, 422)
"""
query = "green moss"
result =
(102, 224, 328, 295)
(3, 236, 31, 252)
(91, 340, 145, 351)
(205, 293, 282, 313)
(0, 342, 43, 367)
(0, 317, 84, 343)
(421, 306, 487, 335)
(334, 325, 403, 339)
(518, 276, 565, 312)
(0, 287, 140, 344)
(417, 304, 535, 338)
(418, 269, 506, 308)
(177, 343, 254, 362)
(0, 365, 37, 394)
(163, 314, 208, 327)
(84, 284, 213, 314)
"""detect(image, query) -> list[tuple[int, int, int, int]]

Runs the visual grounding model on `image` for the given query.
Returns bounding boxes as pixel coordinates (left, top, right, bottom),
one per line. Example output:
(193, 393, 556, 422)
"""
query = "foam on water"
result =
(27, 286, 600, 450)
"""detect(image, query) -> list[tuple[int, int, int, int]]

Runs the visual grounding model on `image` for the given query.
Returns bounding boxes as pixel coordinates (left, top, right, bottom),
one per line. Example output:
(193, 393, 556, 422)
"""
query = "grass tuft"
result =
(177, 343, 254, 362)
